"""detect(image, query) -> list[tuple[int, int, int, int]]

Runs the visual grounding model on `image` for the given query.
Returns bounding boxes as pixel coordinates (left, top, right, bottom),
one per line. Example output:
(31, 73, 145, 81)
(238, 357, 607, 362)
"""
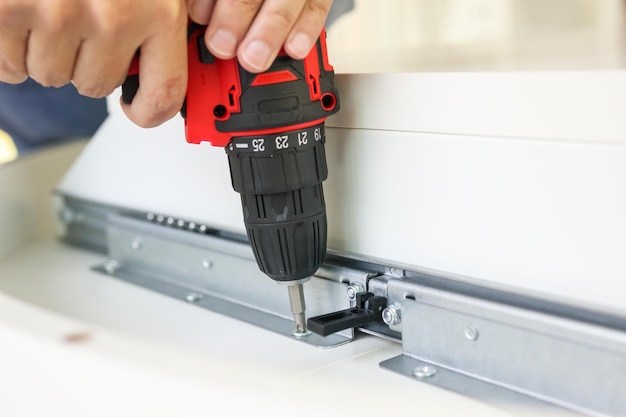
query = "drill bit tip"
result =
(288, 282, 311, 338)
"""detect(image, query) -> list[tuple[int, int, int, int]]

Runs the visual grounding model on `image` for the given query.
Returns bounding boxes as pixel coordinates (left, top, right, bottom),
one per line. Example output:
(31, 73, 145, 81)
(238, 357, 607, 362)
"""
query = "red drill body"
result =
(184, 26, 338, 147)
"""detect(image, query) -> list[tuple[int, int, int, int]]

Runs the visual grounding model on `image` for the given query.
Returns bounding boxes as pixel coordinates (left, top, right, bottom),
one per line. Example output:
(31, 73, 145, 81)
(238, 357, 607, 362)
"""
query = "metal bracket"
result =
(307, 292, 387, 336)
(379, 283, 626, 417)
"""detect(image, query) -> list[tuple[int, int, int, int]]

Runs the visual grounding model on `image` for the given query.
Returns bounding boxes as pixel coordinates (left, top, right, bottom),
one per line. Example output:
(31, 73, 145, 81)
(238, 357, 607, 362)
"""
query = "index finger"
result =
(121, 22, 188, 128)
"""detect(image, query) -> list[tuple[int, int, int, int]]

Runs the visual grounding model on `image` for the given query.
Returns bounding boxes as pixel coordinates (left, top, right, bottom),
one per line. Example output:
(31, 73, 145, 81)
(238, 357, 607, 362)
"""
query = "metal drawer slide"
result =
(56, 193, 626, 416)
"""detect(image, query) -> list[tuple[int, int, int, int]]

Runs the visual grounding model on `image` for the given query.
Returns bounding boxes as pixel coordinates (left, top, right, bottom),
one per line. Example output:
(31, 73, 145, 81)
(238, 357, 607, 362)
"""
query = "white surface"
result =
(0, 141, 86, 260)
(60, 96, 245, 234)
(324, 127, 626, 314)
(60, 72, 626, 315)
(329, 72, 626, 144)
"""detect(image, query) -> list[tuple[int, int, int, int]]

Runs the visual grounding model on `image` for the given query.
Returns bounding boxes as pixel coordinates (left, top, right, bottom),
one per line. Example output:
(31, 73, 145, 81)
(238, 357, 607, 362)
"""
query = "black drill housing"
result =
(227, 123, 331, 282)
(223, 41, 339, 282)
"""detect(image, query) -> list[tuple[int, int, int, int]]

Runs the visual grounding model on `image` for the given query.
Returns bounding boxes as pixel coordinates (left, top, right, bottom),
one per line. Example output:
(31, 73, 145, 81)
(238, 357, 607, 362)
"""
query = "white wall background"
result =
(327, 0, 626, 73)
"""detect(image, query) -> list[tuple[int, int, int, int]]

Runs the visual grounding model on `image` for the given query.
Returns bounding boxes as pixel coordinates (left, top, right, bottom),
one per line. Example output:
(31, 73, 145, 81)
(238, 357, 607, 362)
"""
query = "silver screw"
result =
(413, 365, 437, 379)
(382, 305, 401, 326)
(186, 292, 204, 303)
(346, 283, 365, 301)
(389, 267, 404, 277)
(59, 207, 75, 225)
(103, 260, 120, 275)
(130, 238, 143, 250)
(465, 324, 480, 341)
(202, 258, 214, 269)
(146, 212, 155, 221)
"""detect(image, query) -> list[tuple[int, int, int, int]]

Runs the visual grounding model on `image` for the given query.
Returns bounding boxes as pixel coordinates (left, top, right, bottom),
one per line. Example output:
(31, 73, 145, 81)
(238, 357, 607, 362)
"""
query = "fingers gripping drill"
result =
(122, 23, 340, 336)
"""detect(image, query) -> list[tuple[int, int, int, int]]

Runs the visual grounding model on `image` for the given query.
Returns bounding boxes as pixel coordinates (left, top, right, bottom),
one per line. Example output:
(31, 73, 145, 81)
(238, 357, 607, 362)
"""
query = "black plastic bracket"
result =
(307, 292, 388, 337)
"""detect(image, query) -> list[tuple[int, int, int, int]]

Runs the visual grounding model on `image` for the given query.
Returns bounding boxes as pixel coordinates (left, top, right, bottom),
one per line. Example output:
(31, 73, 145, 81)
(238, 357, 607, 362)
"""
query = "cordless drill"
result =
(123, 24, 340, 336)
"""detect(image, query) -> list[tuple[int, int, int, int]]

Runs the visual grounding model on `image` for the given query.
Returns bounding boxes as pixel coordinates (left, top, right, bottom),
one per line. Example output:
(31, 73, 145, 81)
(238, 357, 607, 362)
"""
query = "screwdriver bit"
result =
(287, 282, 309, 337)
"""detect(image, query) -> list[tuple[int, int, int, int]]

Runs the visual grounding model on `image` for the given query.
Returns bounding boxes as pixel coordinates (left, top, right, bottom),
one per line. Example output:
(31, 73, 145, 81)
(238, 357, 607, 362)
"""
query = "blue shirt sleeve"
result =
(0, 78, 108, 153)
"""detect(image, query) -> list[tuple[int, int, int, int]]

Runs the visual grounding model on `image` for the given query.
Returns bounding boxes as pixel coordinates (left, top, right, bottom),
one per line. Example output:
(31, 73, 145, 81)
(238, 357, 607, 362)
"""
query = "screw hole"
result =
(321, 93, 336, 111)
(213, 105, 227, 118)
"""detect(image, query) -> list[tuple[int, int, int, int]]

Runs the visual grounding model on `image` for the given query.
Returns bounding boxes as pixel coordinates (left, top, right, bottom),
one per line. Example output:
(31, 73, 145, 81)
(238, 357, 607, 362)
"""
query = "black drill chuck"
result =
(226, 123, 328, 282)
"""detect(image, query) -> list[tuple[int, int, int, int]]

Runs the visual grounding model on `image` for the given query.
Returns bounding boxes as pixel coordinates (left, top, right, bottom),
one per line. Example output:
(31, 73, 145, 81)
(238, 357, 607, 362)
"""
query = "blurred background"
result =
(0, 129, 18, 164)
(326, 0, 626, 73)
(2, 0, 625, 164)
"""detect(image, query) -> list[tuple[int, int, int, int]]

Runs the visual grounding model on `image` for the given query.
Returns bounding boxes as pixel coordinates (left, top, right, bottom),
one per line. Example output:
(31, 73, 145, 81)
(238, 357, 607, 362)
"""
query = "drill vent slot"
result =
(255, 195, 267, 219)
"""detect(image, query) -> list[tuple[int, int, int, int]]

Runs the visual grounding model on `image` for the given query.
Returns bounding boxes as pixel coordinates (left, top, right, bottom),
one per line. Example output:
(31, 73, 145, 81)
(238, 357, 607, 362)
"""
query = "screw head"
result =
(465, 324, 480, 341)
(103, 260, 120, 275)
(202, 258, 213, 269)
(382, 305, 401, 325)
(413, 365, 437, 379)
(186, 292, 204, 303)
(389, 267, 404, 277)
(130, 238, 143, 250)
(346, 283, 365, 301)
(59, 207, 75, 225)
(213, 105, 227, 118)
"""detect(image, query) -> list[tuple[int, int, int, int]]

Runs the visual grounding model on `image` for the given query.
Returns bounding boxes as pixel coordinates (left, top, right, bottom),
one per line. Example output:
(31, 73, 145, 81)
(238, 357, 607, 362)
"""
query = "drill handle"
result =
(121, 21, 201, 106)
(121, 54, 140, 105)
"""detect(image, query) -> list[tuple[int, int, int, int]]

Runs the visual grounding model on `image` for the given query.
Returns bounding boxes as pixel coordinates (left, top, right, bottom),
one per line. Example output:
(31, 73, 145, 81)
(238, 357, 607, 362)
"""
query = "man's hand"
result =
(0, 0, 188, 128)
(0, 0, 334, 129)
(187, 0, 334, 73)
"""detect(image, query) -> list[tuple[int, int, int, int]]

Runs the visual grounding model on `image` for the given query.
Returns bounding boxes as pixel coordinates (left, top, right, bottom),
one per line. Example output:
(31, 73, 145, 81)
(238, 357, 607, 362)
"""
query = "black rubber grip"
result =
(226, 123, 329, 282)
(121, 74, 139, 105)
